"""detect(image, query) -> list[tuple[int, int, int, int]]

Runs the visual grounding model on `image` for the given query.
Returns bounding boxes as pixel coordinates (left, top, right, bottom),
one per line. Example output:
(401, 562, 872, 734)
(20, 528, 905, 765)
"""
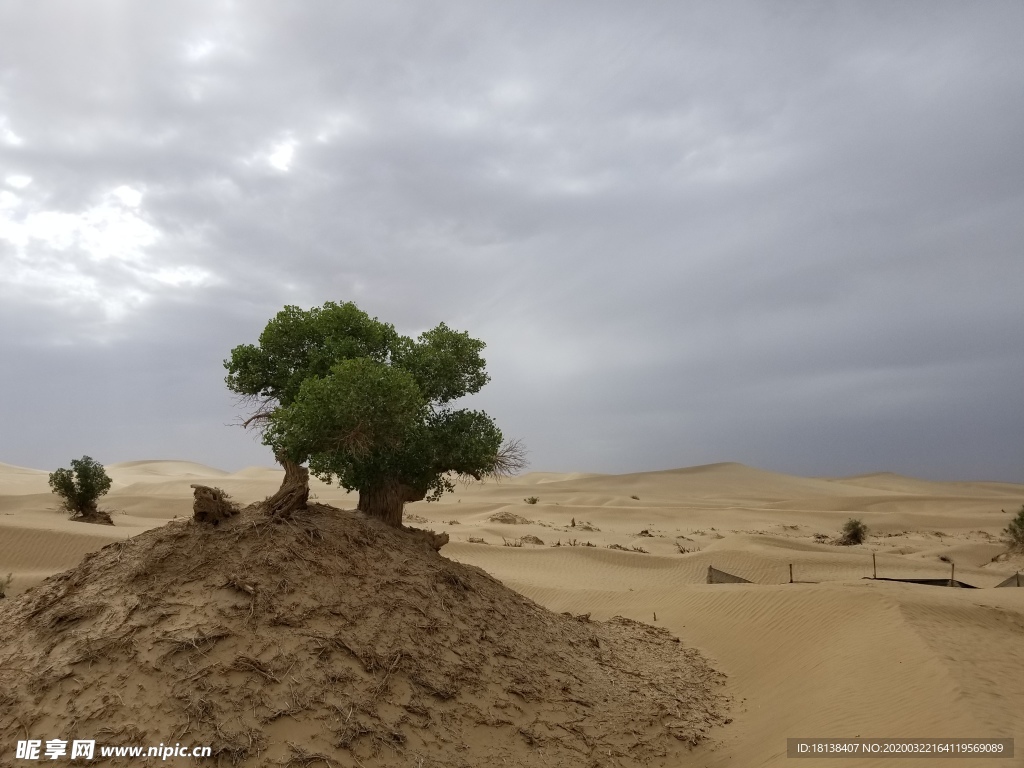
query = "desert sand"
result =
(1, 459, 1022, 766)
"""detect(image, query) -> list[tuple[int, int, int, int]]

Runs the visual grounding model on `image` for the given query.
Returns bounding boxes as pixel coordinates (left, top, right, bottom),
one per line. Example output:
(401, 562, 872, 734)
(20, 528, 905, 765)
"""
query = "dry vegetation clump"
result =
(488, 510, 533, 525)
(837, 518, 868, 546)
(607, 544, 649, 554)
(0, 504, 728, 768)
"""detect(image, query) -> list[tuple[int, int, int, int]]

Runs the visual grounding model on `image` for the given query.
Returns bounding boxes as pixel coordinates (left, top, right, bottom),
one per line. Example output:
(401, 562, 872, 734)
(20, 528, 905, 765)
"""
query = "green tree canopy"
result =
(225, 301, 525, 525)
(1005, 505, 1024, 552)
(48, 455, 113, 519)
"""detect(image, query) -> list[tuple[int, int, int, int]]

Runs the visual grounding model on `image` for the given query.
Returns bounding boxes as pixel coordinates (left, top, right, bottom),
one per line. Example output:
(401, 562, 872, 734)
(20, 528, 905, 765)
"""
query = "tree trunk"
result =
(266, 454, 310, 518)
(357, 481, 423, 527)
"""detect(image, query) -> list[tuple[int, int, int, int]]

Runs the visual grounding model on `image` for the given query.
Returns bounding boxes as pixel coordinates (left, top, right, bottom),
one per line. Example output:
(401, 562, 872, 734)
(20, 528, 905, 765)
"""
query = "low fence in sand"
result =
(706, 559, 1023, 589)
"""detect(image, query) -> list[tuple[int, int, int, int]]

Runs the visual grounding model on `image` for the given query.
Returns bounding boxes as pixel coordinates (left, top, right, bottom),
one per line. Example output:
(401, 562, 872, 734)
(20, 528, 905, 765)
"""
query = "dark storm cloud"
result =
(1, 1, 1021, 480)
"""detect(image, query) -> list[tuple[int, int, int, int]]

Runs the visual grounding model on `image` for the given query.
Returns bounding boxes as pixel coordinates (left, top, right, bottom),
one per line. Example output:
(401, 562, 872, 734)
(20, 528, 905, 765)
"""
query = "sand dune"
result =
(1, 459, 1022, 766)
(832, 471, 1024, 498)
(0, 462, 47, 475)
(105, 459, 231, 477)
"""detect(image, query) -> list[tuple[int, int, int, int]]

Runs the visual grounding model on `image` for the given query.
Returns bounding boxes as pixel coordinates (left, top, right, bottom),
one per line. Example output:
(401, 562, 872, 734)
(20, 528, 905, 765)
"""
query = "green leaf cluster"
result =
(225, 302, 508, 501)
(48, 455, 113, 515)
(1005, 505, 1024, 552)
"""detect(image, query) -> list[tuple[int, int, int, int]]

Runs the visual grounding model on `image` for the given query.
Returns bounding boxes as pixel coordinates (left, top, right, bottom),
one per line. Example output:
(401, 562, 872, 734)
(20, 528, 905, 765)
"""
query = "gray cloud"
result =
(1, 1, 1021, 481)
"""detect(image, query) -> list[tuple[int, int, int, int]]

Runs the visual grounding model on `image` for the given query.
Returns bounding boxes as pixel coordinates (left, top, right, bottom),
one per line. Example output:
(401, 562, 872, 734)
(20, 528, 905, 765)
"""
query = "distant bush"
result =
(49, 456, 113, 524)
(838, 518, 868, 546)
(524, 496, 539, 505)
(630, 495, 640, 500)
(1004, 505, 1024, 552)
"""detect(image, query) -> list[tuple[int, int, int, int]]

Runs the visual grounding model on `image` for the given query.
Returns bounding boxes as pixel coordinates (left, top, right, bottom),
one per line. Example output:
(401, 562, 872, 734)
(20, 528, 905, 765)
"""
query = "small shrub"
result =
(939, 554, 952, 563)
(48, 455, 113, 523)
(467, 537, 487, 544)
(524, 496, 539, 505)
(1004, 505, 1024, 552)
(447, 519, 461, 525)
(630, 495, 640, 500)
(675, 542, 700, 554)
(838, 518, 868, 546)
(502, 538, 523, 547)
(520, 535, 544, 545)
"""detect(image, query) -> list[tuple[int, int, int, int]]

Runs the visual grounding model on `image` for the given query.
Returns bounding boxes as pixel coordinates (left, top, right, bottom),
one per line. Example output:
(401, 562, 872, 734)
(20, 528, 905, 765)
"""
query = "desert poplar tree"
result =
(225, 301, 525, 524)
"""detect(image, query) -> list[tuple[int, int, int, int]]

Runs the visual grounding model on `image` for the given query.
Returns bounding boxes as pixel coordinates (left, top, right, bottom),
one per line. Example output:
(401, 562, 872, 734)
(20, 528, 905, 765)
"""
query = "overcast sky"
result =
(1, 1, 1021, 482)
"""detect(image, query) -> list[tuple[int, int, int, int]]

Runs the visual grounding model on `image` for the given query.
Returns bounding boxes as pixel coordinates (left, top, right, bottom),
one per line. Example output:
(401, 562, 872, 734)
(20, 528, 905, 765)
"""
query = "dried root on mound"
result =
(190, 484, 241, 525)
(0, 504, 729, 768)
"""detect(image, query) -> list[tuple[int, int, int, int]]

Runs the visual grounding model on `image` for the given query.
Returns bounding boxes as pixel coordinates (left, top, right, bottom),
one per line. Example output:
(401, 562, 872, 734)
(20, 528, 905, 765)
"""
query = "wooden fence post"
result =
(872, 552, 877, 579)
(789, 563, 793, 583)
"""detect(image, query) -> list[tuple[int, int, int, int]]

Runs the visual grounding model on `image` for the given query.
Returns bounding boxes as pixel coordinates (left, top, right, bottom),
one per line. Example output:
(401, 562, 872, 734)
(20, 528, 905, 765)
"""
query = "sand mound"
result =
(0, 504, 728, 767)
